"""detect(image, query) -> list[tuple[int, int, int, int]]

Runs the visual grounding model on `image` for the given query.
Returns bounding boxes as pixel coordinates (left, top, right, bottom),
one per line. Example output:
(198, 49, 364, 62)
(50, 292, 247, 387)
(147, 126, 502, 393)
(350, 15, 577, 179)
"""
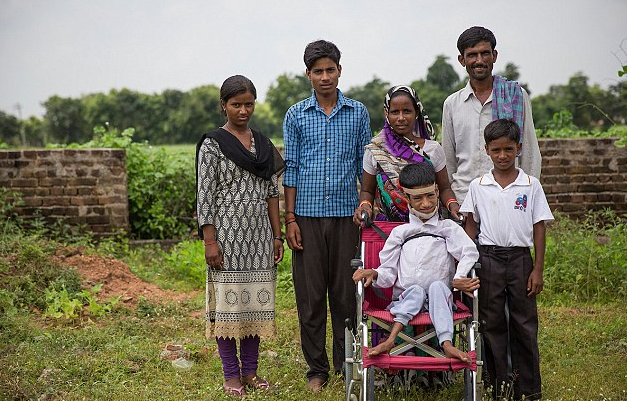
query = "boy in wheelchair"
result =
(352, 161, 479, 363)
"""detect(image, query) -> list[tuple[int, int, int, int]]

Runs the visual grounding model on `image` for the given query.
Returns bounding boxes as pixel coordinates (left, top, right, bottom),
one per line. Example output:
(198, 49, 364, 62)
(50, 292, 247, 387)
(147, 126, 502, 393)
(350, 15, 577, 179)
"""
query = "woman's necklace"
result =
(222, 123, 251, 137)
(222, 123, 253, 150)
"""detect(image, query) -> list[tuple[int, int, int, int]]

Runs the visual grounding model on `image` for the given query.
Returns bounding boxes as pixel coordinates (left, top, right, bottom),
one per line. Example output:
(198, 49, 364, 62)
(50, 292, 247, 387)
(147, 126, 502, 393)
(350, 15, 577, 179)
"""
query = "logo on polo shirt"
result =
(514, 194, 528, 212)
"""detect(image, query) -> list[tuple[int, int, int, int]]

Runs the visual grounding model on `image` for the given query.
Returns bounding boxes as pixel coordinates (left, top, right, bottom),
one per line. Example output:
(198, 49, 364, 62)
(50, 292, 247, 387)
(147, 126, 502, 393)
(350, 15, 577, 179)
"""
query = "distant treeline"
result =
(1, 55, 625, 147)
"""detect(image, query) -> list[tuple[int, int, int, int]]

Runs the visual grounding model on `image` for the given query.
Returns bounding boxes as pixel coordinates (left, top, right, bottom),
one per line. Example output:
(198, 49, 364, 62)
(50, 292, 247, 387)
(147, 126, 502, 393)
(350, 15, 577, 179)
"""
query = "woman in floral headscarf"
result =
(353, 85, 460, 224)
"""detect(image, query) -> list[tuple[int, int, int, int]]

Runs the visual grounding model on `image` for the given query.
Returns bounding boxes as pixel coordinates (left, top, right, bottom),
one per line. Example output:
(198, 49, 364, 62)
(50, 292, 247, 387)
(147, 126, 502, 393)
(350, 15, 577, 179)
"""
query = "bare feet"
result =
(368, 338, 395, 356)
(442, 341, 471, 364)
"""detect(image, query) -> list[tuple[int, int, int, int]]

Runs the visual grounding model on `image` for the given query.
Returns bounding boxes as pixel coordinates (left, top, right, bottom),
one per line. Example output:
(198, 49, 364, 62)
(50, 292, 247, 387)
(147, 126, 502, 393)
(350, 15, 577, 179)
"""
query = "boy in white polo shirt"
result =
(460, 119, 553, 401)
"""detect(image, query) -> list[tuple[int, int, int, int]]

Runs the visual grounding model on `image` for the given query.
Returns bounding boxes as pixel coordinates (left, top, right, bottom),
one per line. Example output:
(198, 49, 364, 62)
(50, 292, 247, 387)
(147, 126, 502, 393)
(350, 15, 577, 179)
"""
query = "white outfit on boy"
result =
(372, 213, 479, 343)
(459, 168, 554, 247)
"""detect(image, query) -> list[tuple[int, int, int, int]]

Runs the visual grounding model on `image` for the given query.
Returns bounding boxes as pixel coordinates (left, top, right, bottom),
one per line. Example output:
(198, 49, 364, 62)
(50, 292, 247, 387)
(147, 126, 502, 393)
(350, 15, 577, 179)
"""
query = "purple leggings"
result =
(216, 336, 260, 380)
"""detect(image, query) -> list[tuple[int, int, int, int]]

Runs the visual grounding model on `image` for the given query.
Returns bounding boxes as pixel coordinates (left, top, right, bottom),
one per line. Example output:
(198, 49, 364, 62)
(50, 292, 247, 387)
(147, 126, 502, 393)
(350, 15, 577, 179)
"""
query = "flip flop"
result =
(242, 375, 272, 390)
(223, 383, 246, 398)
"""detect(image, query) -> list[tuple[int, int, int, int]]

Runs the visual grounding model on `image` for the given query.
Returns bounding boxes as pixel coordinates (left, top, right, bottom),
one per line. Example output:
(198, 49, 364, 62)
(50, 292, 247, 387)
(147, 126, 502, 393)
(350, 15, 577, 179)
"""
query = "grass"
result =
(158, 137, 284, 159)
(1, 209, 626, 400)
(2, 290, 625, 401)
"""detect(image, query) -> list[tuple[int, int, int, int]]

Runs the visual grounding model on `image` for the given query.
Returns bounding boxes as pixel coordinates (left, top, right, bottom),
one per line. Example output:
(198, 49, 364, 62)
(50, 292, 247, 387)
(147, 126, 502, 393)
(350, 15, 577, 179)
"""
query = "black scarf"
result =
(195, 128, 285, 239)
(196, 128, 284, 181)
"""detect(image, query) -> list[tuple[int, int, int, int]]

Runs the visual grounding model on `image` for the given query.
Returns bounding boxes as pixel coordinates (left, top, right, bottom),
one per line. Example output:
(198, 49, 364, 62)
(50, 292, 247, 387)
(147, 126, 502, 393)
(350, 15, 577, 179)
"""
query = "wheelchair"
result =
(344, 217, 482, 401)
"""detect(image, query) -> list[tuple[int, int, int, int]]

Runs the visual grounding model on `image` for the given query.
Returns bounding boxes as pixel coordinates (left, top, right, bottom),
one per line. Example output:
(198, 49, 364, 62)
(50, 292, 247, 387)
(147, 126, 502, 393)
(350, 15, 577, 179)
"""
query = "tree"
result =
(426, 55, 460, 94)
(531, 72, 627, 131)
(0, 110, 21, 146)
(409, 56, 463, 132)
(250, 102, 282, 139)
(345, 76, 389, 132)
(43, 96, 89, 144)
(170, 85, 222, 143)
(496, 62, 531, 95)
(265, 73, 311, 117)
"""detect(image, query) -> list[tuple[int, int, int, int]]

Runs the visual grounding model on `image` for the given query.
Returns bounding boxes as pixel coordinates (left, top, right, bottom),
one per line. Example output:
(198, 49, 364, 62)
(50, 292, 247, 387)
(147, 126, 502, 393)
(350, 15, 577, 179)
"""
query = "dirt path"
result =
(57, 253, 198, 306)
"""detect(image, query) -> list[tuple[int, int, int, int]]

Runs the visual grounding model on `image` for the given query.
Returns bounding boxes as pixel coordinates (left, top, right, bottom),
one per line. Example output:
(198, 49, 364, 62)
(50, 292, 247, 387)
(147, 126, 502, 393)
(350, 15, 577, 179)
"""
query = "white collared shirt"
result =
(441, 81, 542, 204)
(374, 214, 479, 298)
(460, 168, 554, 247)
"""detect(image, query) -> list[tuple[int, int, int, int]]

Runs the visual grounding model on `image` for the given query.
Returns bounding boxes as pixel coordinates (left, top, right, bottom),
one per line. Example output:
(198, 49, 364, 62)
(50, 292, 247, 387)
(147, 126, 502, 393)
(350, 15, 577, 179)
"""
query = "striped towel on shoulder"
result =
(492, 75, 524, 143)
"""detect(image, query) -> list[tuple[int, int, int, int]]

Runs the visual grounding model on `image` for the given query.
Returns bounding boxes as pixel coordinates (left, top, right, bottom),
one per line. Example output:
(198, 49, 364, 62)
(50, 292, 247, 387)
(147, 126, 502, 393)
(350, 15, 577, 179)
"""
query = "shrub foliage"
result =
(49, 125, 196, 239)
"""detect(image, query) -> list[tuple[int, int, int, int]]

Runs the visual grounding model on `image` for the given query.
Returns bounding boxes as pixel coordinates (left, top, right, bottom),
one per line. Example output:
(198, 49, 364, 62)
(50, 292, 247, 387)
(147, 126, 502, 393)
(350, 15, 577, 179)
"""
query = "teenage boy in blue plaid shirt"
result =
(283, 39, 371, 393)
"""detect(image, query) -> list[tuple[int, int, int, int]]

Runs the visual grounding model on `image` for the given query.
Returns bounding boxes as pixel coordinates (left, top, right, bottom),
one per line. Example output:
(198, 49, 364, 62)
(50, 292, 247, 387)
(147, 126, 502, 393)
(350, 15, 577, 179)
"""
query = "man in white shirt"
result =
(442, 26, 542, 205)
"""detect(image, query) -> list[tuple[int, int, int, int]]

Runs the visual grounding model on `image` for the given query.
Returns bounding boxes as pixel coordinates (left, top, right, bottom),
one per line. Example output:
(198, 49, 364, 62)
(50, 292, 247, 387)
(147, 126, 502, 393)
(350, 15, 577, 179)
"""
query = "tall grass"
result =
(543, 209, 627, 304)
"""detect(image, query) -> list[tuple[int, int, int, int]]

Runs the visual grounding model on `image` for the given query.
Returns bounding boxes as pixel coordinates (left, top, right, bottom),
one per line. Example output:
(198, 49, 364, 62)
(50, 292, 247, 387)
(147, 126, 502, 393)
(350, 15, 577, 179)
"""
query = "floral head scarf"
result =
(383, 85, 434, 140)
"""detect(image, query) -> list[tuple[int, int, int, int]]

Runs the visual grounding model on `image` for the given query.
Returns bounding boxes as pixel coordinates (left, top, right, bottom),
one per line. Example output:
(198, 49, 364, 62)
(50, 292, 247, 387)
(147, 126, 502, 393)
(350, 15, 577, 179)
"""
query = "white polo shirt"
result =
(460, 168, 554, 248)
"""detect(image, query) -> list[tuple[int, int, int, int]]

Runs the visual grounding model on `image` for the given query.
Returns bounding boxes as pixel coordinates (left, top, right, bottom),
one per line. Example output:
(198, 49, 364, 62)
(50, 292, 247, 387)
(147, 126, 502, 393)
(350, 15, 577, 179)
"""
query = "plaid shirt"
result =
(283, 90, 371, 217)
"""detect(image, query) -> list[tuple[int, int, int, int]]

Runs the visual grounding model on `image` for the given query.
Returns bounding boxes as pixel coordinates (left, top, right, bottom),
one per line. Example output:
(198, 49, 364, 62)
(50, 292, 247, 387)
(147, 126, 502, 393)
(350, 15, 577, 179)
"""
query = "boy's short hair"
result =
(399, 161, 436, 189)
(484, 119, 521, 145)
(457, 26, 496, 55)
(304, 40, 341, 70)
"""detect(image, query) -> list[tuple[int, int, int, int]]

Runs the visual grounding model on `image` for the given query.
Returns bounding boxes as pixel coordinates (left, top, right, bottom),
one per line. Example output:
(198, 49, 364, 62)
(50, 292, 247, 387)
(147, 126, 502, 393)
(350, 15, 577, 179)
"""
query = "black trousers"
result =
(291, 216, 358, 381)
(478, 245, 542, 400)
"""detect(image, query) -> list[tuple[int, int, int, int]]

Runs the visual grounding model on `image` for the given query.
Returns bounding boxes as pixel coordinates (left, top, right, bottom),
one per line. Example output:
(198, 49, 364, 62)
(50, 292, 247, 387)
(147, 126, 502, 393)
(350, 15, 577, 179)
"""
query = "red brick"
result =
(85, 215, 110, 224)
(70, 196, 98, 206)
(76, 178, 97, 186)
(22, 198, 42, 207)
(50, 207, 79, 217)
(87, 206, 105, 215)
(10, 178, 38, 187)
(77, 187, 94, 196)
(38, 178, 66, 187)
(42, 197, 70, 207)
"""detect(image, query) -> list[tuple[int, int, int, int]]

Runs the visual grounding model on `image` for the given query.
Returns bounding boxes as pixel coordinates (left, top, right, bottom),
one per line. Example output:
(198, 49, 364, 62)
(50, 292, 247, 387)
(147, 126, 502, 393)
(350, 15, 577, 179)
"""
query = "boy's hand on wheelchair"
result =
(352, 269, 376, 287)
(527, 267, 544, 297)
(453, 277, 480, 297)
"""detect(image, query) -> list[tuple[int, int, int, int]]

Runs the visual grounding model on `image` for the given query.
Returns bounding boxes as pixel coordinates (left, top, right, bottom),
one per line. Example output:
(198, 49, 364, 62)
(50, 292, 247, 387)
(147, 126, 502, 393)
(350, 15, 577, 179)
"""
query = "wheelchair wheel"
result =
(463, 367, 473, 401)
(344, 327, 354, 399)
(365, 366, 376, 401)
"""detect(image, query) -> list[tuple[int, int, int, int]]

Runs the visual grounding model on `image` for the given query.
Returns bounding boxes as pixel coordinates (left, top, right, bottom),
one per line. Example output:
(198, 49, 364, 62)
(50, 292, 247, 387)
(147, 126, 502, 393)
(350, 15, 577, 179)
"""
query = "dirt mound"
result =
(57, 253, 196, 306)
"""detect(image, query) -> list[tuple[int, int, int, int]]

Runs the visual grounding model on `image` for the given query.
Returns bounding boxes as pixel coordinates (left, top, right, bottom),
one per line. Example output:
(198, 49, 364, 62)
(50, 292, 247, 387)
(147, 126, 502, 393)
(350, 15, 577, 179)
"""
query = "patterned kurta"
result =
(196, 137, 278, 339)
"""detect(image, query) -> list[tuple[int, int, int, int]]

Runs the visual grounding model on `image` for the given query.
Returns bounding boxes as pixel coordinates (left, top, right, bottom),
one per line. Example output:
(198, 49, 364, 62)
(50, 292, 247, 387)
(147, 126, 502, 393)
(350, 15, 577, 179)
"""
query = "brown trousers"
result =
(291, 216, 359, 381)
(478, 245, 542, 400)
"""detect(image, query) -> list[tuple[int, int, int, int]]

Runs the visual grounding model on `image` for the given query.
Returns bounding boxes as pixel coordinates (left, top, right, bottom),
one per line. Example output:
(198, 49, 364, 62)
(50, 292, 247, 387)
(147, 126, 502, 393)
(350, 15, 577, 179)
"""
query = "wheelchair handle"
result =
(360, 210, 373, 227)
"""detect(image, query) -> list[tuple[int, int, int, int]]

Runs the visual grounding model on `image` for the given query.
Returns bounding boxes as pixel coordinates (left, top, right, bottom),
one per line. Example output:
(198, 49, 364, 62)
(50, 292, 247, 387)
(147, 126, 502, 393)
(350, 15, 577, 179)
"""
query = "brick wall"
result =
(0, 139, 625, 239)
(0, 149, 128, 236)
(538, 138, 627, 216)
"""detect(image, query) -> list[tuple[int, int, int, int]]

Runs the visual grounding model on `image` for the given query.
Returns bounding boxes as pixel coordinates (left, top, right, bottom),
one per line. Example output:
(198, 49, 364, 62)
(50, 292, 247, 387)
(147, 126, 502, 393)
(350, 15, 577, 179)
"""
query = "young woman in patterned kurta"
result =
(196, 75, 284, 398)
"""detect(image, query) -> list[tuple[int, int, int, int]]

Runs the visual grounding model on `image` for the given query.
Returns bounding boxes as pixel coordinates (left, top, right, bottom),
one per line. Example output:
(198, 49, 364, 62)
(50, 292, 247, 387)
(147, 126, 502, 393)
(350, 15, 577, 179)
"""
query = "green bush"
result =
(49, 125, 196, 239)
(543, 209, 627, 304)
(537, 110, 627, 147)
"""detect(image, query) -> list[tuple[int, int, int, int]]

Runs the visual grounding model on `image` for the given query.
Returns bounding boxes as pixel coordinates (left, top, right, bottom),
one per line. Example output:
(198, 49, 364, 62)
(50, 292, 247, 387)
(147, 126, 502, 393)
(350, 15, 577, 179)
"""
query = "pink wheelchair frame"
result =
(344, 221, 483, 401)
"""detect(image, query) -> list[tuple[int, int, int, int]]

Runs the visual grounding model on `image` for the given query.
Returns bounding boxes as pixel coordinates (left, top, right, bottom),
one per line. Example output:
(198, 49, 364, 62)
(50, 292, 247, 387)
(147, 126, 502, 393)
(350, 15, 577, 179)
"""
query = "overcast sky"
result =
(1, 0, 626, 119)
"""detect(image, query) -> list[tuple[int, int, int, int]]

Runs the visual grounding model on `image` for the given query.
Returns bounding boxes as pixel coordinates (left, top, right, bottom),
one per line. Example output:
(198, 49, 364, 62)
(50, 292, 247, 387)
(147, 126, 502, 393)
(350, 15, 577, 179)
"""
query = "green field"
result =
(1, 209, 626, 400)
